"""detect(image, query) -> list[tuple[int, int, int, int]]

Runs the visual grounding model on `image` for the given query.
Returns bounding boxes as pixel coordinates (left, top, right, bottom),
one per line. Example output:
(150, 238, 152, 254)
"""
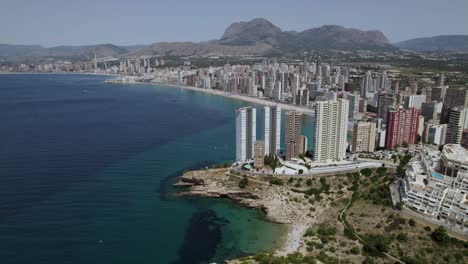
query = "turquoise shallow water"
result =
(0, 74, 313, 264)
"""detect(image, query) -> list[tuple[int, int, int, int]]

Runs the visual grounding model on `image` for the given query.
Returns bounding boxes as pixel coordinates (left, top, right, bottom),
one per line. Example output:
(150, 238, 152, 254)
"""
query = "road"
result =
(236, 160, 385, 177)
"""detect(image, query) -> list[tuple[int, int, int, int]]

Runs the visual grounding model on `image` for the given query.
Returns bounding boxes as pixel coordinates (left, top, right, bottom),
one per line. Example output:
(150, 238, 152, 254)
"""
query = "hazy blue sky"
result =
(1, 0, 467, 47)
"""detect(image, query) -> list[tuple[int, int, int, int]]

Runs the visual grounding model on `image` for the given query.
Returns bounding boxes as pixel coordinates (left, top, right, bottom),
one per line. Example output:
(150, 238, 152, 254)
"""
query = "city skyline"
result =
(2, 0, 468, 47)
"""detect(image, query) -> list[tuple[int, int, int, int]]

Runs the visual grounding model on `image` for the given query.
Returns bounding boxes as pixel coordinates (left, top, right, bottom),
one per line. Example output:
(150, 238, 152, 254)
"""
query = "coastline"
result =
(174, 168, 345, 259)
(129, 81, 315, 115)
(0, 71, 119, 77)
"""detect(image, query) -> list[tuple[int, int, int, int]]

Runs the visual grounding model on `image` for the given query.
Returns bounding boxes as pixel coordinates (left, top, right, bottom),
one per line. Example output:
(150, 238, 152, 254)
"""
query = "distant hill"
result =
(395, 35, 468, 52)
(131, 18, 394, 57)
(130, 42, 275, 57)
(2, 18, 397, 61)
(217, 18, 283, 46)
(213, 18, 392, 51)
(0, 44, 129, 62)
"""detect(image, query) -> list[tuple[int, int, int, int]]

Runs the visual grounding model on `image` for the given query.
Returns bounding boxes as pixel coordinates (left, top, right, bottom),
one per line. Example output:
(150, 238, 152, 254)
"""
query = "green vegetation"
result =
(431, 226, 450, 244)
(316, 224, 337, 244)
(264, 155, 281, 170)
(395, 202, 403, 210)
(269, 177, 284, 186)
(396, 233, 408, 242)
(350, 246, 360, 255)
(211, 162, 231, 168)
(293, 177, 330, 201)
(397, 153, 412, 177)
(247, 252, 316, 264)
(238, 176, 249, 189)
(362, 234, 392, 257)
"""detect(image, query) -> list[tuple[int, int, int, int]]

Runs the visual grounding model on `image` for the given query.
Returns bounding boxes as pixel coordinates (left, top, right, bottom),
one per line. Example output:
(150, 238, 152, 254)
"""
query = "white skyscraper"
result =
(236, 107, 257, 162)
(314, 99, 349, 163)
(263, 106, 281, 156)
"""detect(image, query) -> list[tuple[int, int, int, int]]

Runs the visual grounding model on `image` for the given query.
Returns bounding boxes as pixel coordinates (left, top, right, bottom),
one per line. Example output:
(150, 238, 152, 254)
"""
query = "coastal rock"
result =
(174, 175, 205, 186)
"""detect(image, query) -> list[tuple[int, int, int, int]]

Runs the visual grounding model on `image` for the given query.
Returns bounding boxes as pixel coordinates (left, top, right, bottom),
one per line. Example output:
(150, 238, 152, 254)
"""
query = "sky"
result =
(1, 0, 468, 47)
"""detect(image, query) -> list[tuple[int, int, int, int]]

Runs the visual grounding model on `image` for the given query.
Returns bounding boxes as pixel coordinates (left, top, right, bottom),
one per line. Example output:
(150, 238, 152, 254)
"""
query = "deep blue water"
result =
(0, 74, 313, 264)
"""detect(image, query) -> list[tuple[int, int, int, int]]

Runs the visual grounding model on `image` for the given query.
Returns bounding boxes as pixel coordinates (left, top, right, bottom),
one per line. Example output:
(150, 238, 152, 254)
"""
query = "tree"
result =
(298, 169, 304, 174)
(395, 202, 403, 210)
(361, 168, 373, 177)
(431, 226, 449, 244)
(238, 176, 249, 189)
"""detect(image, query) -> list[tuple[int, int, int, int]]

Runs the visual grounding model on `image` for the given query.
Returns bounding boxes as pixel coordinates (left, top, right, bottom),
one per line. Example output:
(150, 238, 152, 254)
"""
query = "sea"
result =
(0, 74, 314, 264)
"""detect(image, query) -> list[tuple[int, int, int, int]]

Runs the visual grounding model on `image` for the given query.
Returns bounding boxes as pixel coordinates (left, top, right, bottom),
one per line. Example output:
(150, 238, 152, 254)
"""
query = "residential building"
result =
(263, 106, 281, 156)
(462, 129, 468, 150)
(299, 135, 308, 155)
(347, 93, 359, 120)
(236, 107, 256, 162)
(377, 92, 394, 123)
(385, 108, 420, 150)
(314, 99, 349, 162)
(401, 144, 468, 230)
(421, 101, 439, 122)
(285, 111, 302, 160)
(441, 88, 468, 124)
(445, 107, 468, 144)
(404, 95, 427, 109)
(352, 121, 376, 152)
(425, 123, 447, 145)
(254, 141, 265, 168)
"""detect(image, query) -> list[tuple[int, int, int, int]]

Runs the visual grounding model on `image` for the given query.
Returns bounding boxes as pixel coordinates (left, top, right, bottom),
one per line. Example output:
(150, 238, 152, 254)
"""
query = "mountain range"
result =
(395, 35, 468, 52)
(0, 43, 129, 62)
(1, 18, 467, 62)
(130, 18, 393, 57)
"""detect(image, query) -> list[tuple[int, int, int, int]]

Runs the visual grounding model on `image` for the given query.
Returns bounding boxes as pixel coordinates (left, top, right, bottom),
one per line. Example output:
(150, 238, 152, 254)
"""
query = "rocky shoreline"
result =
(173, 168, 345, 258)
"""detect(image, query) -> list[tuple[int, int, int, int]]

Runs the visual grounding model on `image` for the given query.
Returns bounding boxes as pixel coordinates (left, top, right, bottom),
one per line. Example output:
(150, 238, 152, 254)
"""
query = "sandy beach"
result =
(135, 81, 315, 115)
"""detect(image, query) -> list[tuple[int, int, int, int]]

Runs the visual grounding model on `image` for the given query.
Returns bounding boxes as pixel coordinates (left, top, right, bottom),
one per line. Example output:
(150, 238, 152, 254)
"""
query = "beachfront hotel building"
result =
(285, 110, 302, 160)
(314, 99, 349, 163)
(263, 106, 281, 156)
(352, 121, 376, 153)
(236, 107, 256, 162)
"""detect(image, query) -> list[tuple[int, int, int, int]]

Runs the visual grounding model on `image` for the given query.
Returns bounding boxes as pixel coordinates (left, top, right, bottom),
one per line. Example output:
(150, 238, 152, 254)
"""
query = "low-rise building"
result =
(401, 144, 468, 230)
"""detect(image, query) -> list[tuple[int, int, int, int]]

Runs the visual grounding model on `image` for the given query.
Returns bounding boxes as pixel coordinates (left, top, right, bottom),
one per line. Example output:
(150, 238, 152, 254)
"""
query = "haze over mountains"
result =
(395, 35, 468, 52)
(1, 18, 467, 62)
(0, 44, 130, 62)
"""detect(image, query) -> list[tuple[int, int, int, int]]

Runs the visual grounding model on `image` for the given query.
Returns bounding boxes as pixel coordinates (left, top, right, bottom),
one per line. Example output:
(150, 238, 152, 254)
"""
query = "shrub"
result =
(396, 233, 408, 242)
(409, 219, 416, 227)
(394, 202, 403, 210)
(424, 226, 431, 232)
(269, 177, 283, 186)
(431, 226, 449, 245)
(362, 234, 392, 257)
(317, 224, 337, 243)
(238, 176, 249, 188)
(350, 246, 360, 255)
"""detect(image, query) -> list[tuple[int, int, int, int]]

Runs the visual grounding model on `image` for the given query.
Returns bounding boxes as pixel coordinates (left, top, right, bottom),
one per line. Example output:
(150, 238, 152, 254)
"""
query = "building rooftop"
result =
(442, 144, 468, 164)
